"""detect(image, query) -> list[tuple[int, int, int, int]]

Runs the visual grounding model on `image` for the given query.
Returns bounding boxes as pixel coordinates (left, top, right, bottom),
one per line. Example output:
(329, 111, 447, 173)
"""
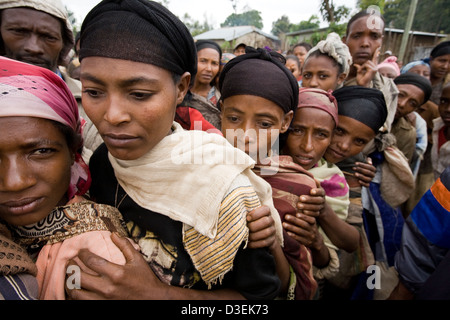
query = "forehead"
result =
(348, 15, 384, 35)
(397, 83, 425, 99)
(338, 115, 374, 137)
(197, 48, 220, 59)
(292, 107, 335, 127)
(303, 54, 337, 71)
(1, 7, 62, 32)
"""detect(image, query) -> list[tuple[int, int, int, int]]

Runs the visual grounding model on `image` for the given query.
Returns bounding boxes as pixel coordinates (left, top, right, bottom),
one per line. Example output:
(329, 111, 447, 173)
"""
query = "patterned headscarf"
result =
(297, 87, 339, 127)
(0, 56, 90, 198)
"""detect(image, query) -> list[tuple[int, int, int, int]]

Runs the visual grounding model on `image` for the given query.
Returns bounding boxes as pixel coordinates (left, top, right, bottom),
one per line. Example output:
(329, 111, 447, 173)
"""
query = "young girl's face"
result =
(285, 107, 335, 170)
(80, 57, 190, 160)
(221, 95, 293, 163)
(324, 115, 375, 164)
(301, 55, 346, 91)
(0, 117, 73, 226)
(286, 58, 301, 80)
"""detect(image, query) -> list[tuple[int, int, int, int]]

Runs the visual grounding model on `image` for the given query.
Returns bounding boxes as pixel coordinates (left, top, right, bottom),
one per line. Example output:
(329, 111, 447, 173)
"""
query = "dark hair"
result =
(346, 9, 385, 36)
(293, 42, 312, 52)
(50, 120, 82, 155)
(285, 54, 301, 69)
(305, 50, 345, 75)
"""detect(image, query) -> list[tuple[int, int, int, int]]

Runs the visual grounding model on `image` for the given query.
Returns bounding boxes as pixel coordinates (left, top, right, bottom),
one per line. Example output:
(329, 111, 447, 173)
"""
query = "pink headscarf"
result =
(297, 87, 339, 127)
(378, 56, 400, 77)
(0, 56, 90, 198)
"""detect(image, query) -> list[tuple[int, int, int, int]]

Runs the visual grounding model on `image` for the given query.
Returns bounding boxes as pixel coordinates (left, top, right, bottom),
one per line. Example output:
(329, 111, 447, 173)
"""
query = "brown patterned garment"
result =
(9, 197, 128, 254)
(0, 224, 37, 277)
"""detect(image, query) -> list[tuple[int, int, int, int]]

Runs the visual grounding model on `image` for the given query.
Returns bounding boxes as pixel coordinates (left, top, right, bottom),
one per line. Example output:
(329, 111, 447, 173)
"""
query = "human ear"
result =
(280, 110, 294, 133)
(176, 72, 191, 105)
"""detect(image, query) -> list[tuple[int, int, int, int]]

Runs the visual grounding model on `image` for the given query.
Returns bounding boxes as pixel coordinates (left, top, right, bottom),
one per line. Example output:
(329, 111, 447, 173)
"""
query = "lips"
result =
(293, 154, 315, 167)
(327, 147, 347, 161)
(0, 197, 43, 215)
(103, 133, 139, 148)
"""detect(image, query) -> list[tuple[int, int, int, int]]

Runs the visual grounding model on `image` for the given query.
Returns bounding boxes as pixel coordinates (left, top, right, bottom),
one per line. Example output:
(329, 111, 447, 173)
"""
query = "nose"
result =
(0, 157, 36, 192)
(309, 75, 319, 88)
(299, 133, 314, 153)
(336, 137, 351, 152)
(103, 95, 131, 125)
(23, 34, 44, 55)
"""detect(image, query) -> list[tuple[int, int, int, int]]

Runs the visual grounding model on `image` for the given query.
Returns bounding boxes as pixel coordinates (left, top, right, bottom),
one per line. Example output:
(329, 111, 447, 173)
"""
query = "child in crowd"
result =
(69, 0, 282, 300)
(301, 32, 352, 91)
(219, 47, 318, 299)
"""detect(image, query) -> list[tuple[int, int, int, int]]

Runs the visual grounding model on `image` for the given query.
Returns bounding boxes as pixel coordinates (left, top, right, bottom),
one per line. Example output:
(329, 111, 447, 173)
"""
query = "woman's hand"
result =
(65, 233, 165, 300)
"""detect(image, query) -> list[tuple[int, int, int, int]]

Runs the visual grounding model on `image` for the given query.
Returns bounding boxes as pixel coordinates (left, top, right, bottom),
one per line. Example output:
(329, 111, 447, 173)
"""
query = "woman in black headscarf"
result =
(428, 41, 450, 104)
(70, 0, 282, 300)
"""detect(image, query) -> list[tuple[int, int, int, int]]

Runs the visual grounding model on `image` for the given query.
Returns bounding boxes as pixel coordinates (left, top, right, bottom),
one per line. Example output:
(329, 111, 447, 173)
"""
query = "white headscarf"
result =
(305, 32, 353, 75)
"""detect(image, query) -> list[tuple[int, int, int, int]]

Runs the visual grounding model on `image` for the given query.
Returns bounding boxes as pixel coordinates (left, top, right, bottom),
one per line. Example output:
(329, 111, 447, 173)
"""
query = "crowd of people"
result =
(0, 0, 449, 301)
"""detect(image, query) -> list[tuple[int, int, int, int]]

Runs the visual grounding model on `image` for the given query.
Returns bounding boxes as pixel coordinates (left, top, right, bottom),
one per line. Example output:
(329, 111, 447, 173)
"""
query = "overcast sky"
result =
(62, 0, 358, 33)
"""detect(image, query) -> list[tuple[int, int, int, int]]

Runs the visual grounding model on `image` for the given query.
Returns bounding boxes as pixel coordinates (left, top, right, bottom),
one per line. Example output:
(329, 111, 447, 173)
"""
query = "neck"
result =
(191, 82, 211, 98)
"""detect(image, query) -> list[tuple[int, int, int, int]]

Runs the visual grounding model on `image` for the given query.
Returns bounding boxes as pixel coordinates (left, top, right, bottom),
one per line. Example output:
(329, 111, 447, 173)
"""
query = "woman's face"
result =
(221, 95, 293, 163)
(430, 54, 450, 80)
(285, 107, 335, 170)
(324, 115, 375, 164)
(293, 45, 309, 68)
(301, 55, 345, 91)
(196, 48, 220, 86)
(0, 117, 73, 226)
(80, 57, 190, 160)
(408, 65, 431, 80)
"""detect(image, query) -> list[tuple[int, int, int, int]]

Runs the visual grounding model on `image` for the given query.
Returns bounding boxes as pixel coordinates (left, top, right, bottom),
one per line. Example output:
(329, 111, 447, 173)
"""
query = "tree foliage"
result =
(319, 0, 351, 23)
(181, 13, 213, 37)
(383, 0, 450, 34)
(271, 15, 320, 37)
(220, 9, 263, 29)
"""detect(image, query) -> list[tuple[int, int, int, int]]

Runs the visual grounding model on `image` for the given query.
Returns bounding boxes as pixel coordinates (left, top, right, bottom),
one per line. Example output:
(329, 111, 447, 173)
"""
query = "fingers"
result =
(283, 214, 316, 246)
(246, 205, 270, 222)
(373, 47, 381, 63)
(110, 232, 141, 264)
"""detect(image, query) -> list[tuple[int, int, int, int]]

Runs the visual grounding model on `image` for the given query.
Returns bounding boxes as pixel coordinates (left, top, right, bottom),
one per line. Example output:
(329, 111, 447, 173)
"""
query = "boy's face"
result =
(324, 115, 375, 164)
(220, 95, 293, 163)
(395, 83, 425, 121)
(439, 85, 450, 127)
(80, 57, 190, 161)
(343, 15, 384, 66)
(285, 107, 335, 170)
(0, 117, 72, 226)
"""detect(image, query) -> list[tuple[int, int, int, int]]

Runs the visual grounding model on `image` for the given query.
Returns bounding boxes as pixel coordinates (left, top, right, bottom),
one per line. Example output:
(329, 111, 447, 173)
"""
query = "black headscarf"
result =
(332, 86, 387, 133)
(196, 40, 222, 60)
(218, 47, 299, 114)
(79, 0, 197, 77)
(430, 41, 450, 59)
(394, 72, 432, 104)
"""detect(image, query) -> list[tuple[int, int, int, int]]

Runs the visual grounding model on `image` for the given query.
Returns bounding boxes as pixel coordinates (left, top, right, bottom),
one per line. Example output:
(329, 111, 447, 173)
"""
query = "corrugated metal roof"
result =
(194, 26, 279, 41)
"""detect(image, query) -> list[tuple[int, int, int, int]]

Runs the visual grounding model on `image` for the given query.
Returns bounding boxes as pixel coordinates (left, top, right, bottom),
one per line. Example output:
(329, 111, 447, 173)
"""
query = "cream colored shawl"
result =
(109, 122, 283, 245)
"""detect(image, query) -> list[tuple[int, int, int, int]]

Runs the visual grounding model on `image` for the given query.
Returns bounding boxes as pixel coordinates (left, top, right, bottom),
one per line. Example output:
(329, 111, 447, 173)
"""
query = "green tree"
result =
(221, 9, 263, 29)
(357, 0, 386, 14)
(181, 13, 213, 37)
(384, 0, 450, 33)
(320, 0, 351, 23)
(271, 15, 320, 37)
